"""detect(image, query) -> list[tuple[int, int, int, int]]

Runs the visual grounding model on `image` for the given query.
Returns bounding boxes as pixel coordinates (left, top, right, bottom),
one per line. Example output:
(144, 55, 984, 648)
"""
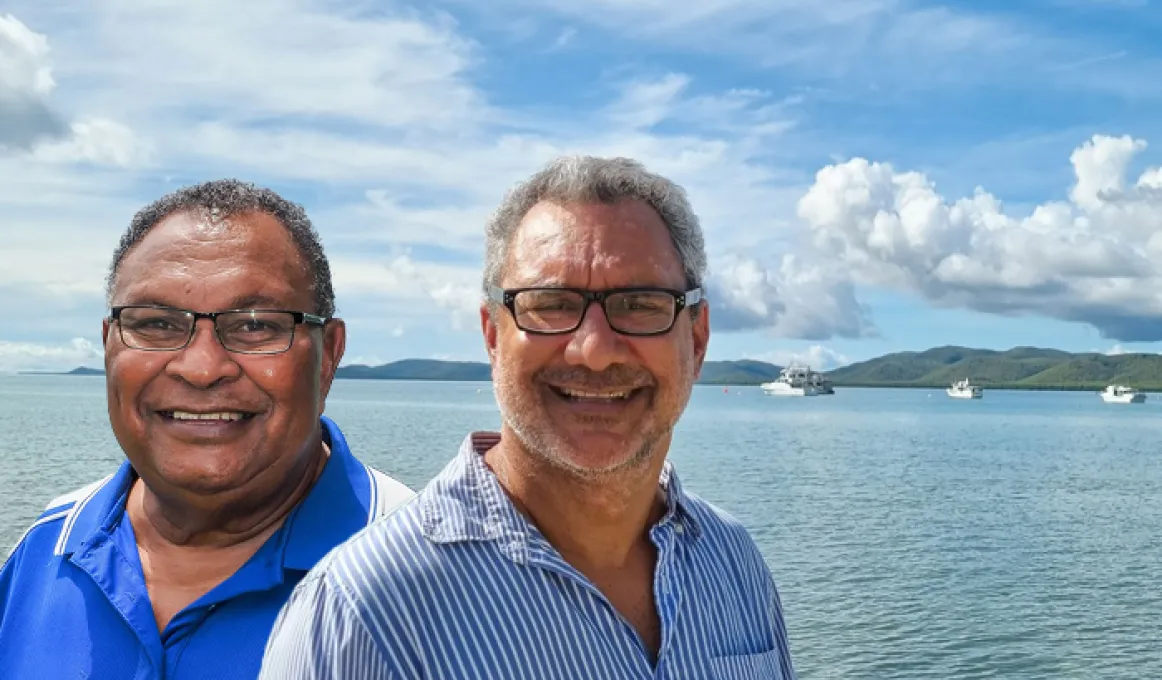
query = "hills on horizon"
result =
(336, 345, 1162, 390)
(30, 345, 1162, 390)
(826, 345, 1162, 390)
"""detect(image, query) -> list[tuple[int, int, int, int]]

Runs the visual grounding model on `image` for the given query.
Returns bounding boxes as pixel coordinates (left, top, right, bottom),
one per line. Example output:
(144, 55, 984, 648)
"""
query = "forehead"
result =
(112, 209, 312, 309)
(506, 199, 685, 288)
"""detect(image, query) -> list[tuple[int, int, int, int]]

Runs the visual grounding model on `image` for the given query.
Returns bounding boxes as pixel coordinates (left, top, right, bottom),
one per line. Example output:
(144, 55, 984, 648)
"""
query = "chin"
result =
(544, 435, 654, 477)
(153, 460, 255, 496)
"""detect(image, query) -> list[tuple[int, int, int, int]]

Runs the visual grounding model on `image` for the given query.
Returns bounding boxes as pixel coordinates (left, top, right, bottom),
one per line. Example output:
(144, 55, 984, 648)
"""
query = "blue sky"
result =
(3, 0, 1162, 372)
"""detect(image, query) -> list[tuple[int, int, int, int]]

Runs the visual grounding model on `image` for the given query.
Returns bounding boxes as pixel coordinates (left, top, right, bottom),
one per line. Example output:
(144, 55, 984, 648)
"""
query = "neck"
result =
(129, 440, 329, 550)
(485, 433, 668, 570)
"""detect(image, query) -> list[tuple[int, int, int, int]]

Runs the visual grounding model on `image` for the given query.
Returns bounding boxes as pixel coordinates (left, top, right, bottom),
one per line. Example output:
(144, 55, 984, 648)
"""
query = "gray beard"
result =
(496, 391, 659, 480)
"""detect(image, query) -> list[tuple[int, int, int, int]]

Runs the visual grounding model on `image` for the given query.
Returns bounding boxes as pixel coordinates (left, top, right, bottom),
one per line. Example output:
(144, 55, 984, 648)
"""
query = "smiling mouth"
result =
(548, 385, 645, 402)
(158, 410, 258, 422)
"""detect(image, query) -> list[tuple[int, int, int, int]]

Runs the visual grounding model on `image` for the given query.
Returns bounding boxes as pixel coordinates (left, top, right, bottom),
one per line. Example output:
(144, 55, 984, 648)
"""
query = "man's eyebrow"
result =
(508, 275, 570, 287)
(111, 296, 176, 308)
(225, 294, 285, 309)
(112, 295, 289, 310)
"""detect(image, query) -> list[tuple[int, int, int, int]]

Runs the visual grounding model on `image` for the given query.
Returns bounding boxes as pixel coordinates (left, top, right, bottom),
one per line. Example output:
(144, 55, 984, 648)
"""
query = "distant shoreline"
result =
(9, 369, 1132, 392)
(13, 344, 1162, 392)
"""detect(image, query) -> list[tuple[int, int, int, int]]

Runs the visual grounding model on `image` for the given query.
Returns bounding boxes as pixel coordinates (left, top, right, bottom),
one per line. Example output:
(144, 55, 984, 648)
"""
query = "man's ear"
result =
(691, 303, 710, 379)
(318, 318, 347, 406)
(481, 304, 499, 364)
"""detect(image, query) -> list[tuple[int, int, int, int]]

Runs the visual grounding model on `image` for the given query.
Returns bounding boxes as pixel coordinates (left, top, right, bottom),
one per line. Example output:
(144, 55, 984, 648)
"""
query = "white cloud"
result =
(745, 344, 852, 370)
(428, 352, 482, 362)
(0, 13, 65, 149)
(0, 14, 142, 163)
(798, 134, 1162, 340)
(0, 338, 101, 372)
(32, 117, 148, 167)
(550, 27, 576, 50)
(329, 253, 482, 328)
(0, 14, 52, 96)
(27, 0, 482, 131)
(0, 15, 858, 349)
(11, 1, 1159, 368)
(707, 253, 875, 338)
(344, 191, 493, 254)
(608, 73, 692, 130)
(341, 354, 387, 367)
(1069, 134, 1145, 210)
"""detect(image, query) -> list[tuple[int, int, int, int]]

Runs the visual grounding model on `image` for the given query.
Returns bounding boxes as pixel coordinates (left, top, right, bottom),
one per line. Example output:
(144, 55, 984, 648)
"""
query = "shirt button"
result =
(674, 523, 685, 535)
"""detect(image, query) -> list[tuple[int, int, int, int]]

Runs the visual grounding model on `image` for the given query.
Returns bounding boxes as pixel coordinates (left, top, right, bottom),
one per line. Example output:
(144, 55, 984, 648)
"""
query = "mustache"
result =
(536, 365, 655, 389)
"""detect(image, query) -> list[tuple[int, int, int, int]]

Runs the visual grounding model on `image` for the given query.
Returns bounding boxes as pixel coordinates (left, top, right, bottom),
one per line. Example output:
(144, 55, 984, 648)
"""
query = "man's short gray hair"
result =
(106, 179, 336, 317)
(483, 155, 707, 294)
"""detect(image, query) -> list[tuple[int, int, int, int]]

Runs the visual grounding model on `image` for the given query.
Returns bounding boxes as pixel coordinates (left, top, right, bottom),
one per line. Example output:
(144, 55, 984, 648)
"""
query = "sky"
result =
(3, 0, 1162, 373)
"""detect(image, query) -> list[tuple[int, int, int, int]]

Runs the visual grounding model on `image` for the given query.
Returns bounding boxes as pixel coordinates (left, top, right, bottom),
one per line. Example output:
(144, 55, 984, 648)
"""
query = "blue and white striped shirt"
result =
(261, 432, 797, 679)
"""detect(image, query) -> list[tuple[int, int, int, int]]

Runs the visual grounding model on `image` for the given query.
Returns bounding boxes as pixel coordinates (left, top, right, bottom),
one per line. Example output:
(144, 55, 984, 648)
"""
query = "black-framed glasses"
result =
(109, 305, 328, 354)
(488, 285, 703, 336)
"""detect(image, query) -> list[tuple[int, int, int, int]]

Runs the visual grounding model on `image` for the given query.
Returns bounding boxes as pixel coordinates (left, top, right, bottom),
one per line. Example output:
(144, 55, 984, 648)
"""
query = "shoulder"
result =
(679, 490, 773, 574)
(3, 474, 115, 570)
(310, 492, 471, 610)
(322, 499, 430, 585)
(676, 491, 794, 624)
(42, 474, 114, 516)
(681, 489, 757, 539)
(284, 500, 436, 635)
(362, 464, 416, 522)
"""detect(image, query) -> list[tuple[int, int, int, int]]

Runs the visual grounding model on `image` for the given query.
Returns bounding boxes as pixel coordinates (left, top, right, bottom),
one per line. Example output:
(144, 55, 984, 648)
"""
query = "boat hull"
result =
(761, 383, 819, 397)
(1101, 393, 1146, 404)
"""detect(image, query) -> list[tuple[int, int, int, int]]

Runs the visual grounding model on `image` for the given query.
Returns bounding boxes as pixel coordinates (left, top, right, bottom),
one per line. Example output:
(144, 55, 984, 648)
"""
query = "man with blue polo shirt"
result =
(0, 179, 414, 679)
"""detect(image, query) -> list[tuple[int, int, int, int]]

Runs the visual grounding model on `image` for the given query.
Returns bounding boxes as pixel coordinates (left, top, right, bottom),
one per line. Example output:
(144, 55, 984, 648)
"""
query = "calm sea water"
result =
(2, 375, 1160, 678)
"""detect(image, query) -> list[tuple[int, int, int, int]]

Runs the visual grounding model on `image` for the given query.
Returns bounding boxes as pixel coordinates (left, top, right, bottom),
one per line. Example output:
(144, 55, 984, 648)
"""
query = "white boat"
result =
(946, 378, 982, 399)
(1100, 385, 1146, 404)
(761, 365, 833, 397)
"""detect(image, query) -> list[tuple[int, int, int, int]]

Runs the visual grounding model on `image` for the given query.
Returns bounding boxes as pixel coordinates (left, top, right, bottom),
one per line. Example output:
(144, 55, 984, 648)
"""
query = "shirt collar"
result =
(419, 432, 704, 556)
(58, 415, 378, 570)
(420, 432, 527, 549)
(280, 415, 380, 570)
(55, 463, 135, 557)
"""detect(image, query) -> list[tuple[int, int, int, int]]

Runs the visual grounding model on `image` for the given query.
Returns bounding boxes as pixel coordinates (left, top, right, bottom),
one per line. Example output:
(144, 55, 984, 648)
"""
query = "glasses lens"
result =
(118, 307, 194, 349)
(512, 289, 586, 332)
(217, 311, 297, 353)
(605, 291, 677, 334)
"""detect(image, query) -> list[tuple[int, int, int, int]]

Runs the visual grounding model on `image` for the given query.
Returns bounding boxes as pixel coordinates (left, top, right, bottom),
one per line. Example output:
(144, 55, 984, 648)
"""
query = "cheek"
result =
(635, 339, 687, 381)
(248, 358, 319, 412)
(107, 351, 167, 412)
(499, 333, 559, 372)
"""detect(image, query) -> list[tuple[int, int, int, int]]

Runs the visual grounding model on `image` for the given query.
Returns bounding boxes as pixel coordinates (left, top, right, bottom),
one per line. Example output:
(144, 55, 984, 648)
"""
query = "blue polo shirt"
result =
(0, 415, 415, 680)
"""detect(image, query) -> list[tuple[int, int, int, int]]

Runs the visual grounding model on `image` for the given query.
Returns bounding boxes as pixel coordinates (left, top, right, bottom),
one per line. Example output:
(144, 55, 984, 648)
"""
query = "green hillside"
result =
(697, 360, 783, 385)
(45, 346, 1162, 390)
(336, 359, 492, 381)
(1020, 354, 1162, 389)
(826, 346, 1162, 390)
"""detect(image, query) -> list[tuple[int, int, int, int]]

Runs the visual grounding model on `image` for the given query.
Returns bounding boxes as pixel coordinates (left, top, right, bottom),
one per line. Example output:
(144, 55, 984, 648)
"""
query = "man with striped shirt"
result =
(0, 180, 414, 679)
(262, 156, 798, 679)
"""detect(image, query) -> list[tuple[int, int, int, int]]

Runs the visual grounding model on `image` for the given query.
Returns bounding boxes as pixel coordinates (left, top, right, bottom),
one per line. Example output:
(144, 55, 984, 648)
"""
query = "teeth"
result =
(560, 388, 632, 399)
(169, 411, 247, 421)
